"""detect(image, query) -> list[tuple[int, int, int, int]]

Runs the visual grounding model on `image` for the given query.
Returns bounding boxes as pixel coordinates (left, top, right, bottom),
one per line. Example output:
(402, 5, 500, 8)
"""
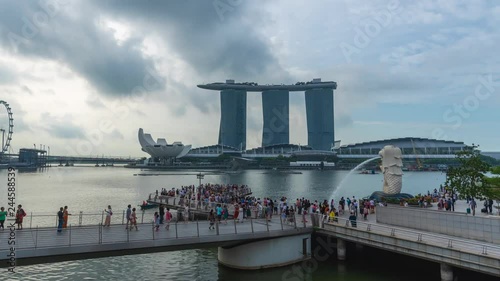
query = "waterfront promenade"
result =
(1, 199, 498, 279)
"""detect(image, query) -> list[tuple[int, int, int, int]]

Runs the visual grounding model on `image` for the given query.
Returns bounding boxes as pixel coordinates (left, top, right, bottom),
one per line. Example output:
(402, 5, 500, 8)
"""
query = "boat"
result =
(360, 169, 378, 174)
(139, 203, 158, 210)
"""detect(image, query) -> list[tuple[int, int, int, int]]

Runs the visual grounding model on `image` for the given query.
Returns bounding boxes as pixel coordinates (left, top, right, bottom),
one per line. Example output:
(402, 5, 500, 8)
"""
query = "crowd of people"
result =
(5, 183, 497, 234)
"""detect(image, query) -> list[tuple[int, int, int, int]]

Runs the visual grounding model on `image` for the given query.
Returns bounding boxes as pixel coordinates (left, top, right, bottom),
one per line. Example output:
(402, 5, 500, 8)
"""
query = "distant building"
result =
(138, 128, 191, 162)
(262, 90, 289, 147)
(305, 87, 334, 151)
(218, 89, 247, 150)
(336, 137, 466, 158)
(198, 78, 337, 151)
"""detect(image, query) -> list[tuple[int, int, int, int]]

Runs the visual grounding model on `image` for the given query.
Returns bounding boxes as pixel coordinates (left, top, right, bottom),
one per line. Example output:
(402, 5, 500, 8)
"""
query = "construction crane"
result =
(411, 139, 423, 170)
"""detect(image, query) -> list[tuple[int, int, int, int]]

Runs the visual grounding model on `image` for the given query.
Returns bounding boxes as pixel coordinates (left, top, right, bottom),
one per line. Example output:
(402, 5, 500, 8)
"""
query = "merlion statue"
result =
(379, 145, 403, 194)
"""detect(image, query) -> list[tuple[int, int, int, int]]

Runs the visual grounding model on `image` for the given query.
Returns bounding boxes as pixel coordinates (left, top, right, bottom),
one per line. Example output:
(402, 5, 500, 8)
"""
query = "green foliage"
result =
(484, 166, 500, 200)
(444, 145, 491, 200)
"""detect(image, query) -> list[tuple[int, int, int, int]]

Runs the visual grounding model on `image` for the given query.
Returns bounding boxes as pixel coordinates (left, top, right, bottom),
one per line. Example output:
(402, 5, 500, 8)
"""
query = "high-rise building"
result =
(262, 90, 289, 147)
(218, 89, 247, 150)
(197, 78, 337, 151)
(305, 88, 334, 151)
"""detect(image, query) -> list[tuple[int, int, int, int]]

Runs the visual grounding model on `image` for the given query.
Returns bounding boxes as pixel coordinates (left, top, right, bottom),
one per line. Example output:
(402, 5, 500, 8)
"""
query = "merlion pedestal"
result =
(380, 145, 403, 194)
(369, 145, 413, 201)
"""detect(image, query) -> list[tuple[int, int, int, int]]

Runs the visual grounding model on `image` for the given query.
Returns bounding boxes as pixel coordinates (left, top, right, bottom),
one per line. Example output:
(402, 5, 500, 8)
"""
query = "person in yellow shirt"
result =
(329, 209, 335, 222)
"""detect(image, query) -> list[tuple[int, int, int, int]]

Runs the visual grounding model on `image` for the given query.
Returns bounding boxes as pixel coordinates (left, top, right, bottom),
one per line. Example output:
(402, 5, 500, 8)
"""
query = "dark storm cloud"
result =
(93, 0, 287, 81)
(0, 1, 165, 96)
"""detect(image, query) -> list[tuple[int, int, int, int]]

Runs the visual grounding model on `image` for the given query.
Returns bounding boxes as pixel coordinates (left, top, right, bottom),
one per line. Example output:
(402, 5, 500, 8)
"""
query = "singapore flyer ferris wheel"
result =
(0, 100, 14, 154)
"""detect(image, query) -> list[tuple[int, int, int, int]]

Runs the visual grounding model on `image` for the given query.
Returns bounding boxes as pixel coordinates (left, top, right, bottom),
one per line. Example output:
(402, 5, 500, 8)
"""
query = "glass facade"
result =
(218, 90, 247, 150)
(305, 88, 334, 151)
(262, 90, 289, 147)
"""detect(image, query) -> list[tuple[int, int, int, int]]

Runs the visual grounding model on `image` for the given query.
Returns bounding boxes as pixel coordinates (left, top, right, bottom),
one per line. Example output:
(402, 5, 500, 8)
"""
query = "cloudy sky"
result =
(0, 0, 499, 157)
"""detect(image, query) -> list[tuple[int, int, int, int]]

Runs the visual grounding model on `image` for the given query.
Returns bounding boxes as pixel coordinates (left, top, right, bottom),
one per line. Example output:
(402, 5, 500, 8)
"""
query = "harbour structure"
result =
(335, 137, 467, 159)
(197, 78, 337, 151)
(138, 128, 191, 164)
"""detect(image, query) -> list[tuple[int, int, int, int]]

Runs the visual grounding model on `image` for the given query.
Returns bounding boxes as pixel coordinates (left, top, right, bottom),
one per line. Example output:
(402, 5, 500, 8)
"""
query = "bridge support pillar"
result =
(337, 238, 346, 260)
(218, 234, 311, 269)
(440, 263, 453, 281)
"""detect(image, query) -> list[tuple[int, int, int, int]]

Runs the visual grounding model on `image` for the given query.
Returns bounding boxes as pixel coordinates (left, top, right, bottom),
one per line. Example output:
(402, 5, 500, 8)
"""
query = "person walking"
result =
(104, 205, 112, 226)
(0, 207, 7, 230)
(208, 209, 215, 230)
(130, 208, 138, 230)
(16, 205, 26, 230)
(234, 203, 240, 223)
(470, 199, 477, 216)
(165, 208, 172, 230)
(183, 204, 190, 223)
(222, 205, 229, 224)
(159, 204, 165, 224)
(63, 206, 70, 228)
(153, 212, 160, 231)
(57, 207, 64, 233)
(126, 205, 132, 229)
(488, 198, 494, 214)
(349, 211, 357, 228)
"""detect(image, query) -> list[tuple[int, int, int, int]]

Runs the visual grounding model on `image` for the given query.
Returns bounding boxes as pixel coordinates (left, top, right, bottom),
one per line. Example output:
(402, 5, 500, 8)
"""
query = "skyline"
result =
(0, 0, 499, 157)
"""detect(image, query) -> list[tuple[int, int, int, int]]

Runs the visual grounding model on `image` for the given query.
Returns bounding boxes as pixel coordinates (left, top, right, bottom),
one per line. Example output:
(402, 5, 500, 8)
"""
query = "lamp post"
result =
(196, 173, 204, 187)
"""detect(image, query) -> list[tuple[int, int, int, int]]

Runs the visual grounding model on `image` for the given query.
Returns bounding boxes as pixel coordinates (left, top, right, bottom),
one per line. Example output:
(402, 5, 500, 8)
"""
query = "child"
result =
(329, 209, 335, 223)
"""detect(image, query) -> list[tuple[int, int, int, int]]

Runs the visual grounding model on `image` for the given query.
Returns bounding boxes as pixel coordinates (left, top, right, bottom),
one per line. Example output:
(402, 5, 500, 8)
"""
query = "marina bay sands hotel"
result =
(197, 78, 337, 151)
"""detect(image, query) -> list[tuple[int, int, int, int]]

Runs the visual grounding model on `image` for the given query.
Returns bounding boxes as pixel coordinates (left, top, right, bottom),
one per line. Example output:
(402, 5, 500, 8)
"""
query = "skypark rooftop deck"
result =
(198, 79, 337, 91)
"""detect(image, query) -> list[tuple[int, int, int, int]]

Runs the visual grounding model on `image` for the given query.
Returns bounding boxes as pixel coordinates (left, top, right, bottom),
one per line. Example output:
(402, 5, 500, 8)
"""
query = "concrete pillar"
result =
(218, 234, 311, 269)
(337, 238, 346, 260)
(440, 263, 453, 281)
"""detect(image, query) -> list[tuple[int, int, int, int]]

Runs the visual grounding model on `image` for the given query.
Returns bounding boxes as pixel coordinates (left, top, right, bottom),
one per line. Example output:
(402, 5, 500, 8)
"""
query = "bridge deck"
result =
(315, 204, 500, 277)
(0, 216, 311, 265)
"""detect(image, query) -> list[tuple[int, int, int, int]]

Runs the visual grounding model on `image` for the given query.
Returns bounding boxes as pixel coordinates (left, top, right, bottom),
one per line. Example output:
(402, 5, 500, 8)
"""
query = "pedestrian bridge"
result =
(0, 217, 313, 269)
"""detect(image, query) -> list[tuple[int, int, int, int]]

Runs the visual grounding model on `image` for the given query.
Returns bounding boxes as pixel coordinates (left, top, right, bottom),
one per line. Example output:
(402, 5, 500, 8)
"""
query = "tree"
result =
(484, 166, 500, 200)
(444, 145, 491, 200)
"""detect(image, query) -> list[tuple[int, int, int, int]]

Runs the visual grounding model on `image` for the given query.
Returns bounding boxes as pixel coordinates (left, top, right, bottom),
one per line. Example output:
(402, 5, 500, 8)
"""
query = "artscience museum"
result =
(138, 128, 191, 163)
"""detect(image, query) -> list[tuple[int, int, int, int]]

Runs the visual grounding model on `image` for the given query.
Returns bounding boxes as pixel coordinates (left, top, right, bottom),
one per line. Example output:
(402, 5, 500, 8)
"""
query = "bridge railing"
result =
(21, 209, 155, 229)
(311, 213, 500, 258)
(0, 214, 307, 251)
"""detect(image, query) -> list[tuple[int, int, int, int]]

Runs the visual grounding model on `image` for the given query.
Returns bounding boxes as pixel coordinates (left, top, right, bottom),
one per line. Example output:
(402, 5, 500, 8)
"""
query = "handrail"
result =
(313, 214, 500, 254)
(0, 215, 309, 252)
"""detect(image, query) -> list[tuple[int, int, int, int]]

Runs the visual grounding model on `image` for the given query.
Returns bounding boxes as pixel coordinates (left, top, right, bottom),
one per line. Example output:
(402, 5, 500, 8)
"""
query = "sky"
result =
(0, 0, 499, 157)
